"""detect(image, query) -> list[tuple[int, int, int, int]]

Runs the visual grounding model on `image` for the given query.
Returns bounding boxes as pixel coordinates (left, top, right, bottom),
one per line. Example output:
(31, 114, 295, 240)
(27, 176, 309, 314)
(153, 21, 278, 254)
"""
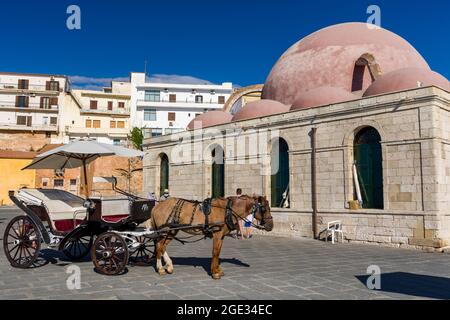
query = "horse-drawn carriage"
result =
(3, 180, 157, 275)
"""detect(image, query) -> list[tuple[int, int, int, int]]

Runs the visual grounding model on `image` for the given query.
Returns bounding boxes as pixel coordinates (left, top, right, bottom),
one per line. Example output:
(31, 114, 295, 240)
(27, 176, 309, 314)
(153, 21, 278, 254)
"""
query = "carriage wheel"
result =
(91, 232, 128, 275)
(128, 236, 155, 266)
(3, 216, 41, 268)
(62, 235, 93, 261)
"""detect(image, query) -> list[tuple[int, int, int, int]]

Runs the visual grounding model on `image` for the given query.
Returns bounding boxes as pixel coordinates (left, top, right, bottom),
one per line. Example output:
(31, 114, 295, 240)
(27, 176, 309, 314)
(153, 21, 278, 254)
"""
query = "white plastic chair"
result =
(325, 220, 344, 244)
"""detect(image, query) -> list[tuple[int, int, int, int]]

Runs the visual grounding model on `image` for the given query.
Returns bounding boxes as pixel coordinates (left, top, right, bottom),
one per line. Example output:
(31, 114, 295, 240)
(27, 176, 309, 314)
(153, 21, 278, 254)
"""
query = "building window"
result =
(18, 79, 29, 89)
(142, 128, 162, 138)
(46, 81, 60, 91)
(54, 179, 64, 188)
(93, 120, 101, 128)
(218, 96, 225, 104)
(45, 132, 51, 138)
(195, 95, 203, 103)
(16, 96, 28, 108)
(169, 94, 176, 102)
(50, 117, 57, 126)
(42, 178, 49, 187)
(144, 90, 160, 102)
(108, 101, 113, 110)
(113, 139, 121, 146)
(17, 115, 32, 126)
(90, 100, 98, 109)
(86, 120, 92, 128)
(168, 112, 176, 121)
(40, 97, 50, 109)
(117, 121, 125, 128)
(118, 102, 125, 108)
(144, 108, 156, 121)
(110, 121, 116, 128)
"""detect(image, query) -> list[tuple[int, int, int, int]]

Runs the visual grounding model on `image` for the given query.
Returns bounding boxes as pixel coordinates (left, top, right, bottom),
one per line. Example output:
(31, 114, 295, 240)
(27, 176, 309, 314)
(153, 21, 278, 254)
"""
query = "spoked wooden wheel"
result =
(3, 216, 41, 268)
(91, 232, 128, 275)
(62, 235, 93, 261)
(128, 235, 155, 266)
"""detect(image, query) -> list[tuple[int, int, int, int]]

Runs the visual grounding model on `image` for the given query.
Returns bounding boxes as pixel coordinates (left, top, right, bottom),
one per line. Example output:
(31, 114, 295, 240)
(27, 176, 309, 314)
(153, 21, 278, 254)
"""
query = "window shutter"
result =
(40, 97, 44, 108)
(50, 97, 58, 106)
(46, 81, 51, 90)
(25, 79, 29, 89)
(27, 116, 32, 126)
(15, 96, 19, 107)
(25, 96, 29, 107)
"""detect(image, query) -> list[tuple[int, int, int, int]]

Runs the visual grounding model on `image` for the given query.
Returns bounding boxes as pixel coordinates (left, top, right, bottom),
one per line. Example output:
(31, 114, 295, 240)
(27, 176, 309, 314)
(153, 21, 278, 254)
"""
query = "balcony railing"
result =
(0, 82, 63, 92)
(137, 98, 224, 104)
(0, 101, 59, 111)
(0, 122, 58, 131)
(80, 107, 130, 115)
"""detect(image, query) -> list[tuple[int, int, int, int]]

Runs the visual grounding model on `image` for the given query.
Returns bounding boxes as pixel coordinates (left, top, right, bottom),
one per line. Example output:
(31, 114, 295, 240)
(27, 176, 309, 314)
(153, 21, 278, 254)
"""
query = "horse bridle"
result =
(251, 200, 271, 227)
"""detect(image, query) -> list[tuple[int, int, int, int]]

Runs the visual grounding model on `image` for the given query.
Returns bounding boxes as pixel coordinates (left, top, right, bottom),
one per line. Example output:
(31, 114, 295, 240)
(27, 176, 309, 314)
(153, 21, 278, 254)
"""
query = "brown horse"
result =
(146, 195, 273, 279)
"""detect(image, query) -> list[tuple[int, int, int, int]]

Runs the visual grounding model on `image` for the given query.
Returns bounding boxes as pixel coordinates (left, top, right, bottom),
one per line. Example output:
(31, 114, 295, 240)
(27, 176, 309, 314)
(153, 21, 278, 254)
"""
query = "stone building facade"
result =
(142, 23, 450, 250)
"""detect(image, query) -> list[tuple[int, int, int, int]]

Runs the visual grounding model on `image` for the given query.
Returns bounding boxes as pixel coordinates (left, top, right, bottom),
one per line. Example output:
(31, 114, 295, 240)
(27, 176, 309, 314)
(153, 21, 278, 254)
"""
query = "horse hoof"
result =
(219, 270, 225, 277)
(165, 266, 174, 274)
(212, 273, 222, 280)
(158, 269, 167, 276)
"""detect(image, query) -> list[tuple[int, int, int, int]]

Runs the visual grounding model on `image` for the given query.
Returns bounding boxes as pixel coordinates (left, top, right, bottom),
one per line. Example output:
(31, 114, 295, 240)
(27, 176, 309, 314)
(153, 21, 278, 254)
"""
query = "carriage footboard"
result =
(8, 191, 51, 244)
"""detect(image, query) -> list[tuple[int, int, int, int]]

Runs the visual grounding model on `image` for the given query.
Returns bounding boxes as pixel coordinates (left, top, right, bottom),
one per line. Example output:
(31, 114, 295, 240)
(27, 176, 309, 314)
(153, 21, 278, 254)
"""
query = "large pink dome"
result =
(187, 111, 232, 130)
(291, 87, 358, 110)
(262, 22, 430, 105)
(232, 99, 290, 122)
(363, 68, 450, 97)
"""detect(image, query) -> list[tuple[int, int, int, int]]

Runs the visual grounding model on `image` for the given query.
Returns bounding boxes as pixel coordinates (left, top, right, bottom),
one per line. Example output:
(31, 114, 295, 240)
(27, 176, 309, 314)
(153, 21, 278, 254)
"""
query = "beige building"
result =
(61, 81, 131, 145)
(142, 23, 450, 250)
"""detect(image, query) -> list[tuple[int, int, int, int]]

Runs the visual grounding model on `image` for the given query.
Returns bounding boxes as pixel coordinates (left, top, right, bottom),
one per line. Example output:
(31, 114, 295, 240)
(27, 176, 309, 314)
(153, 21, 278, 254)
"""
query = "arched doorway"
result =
(351, 54, 381, 92)
(271, 138, 289, 207)
(354, 127, 383, 209)
(211, 146, 225, 198)
(159, 154, 169, 195)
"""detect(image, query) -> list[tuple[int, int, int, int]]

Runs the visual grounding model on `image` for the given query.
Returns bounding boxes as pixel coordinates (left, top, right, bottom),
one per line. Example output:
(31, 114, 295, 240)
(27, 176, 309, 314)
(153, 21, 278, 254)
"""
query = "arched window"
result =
(271, 138, 290, 208)
(354, 127, 383, 209)
(159, 154, 169, 195)
(351, 54, 381, 92)
(211, 146, 225, 198)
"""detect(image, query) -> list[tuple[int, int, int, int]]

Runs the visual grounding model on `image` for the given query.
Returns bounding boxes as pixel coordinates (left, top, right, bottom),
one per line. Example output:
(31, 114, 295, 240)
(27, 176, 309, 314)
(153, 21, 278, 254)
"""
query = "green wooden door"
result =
(212, 161, 224, 198)
(354, 128, 383, 209)
(160, 155, 169, 195)
(271, 139, 289, 207)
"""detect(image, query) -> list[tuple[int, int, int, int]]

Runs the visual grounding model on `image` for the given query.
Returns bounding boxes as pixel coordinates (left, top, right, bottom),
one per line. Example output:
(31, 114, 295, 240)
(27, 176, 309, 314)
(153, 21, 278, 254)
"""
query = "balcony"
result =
(0, 83, 62, 94)
(80, 107, 130, 116)
(65, 126, 129, 137)
(0, 101, 59, 112)
(0, 122, 58, 132)
(137, 98, 223, 110)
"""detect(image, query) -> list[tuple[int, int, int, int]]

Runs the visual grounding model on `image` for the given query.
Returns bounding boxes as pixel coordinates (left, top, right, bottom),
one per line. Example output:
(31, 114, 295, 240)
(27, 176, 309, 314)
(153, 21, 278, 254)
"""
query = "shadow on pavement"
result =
(356, 272, 450, 299)
(172, 256, 250, 275)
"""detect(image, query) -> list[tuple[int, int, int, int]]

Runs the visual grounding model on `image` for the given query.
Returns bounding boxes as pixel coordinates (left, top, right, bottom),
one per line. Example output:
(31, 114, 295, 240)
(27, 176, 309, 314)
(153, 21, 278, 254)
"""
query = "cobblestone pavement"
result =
(1, 207, 450, 300)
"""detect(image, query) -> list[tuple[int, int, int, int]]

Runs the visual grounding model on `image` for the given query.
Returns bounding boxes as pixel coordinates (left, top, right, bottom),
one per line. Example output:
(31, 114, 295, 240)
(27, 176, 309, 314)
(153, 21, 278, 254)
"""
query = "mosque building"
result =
(142, 22, 450, 250)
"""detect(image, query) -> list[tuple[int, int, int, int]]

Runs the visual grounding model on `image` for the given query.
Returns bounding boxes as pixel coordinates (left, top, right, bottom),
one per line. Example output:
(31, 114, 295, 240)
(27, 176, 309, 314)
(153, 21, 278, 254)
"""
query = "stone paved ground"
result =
(1, 207, 450, 300)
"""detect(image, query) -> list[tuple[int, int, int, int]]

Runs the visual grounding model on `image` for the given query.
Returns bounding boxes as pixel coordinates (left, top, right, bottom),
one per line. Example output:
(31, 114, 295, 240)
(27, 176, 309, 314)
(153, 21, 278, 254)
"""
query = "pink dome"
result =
(262, 22, 430, 105)
(232, 99, 290, 122)
(363, 68, 450, 97)
(187, 111, 232, 130)
(291, 87, 358, 110)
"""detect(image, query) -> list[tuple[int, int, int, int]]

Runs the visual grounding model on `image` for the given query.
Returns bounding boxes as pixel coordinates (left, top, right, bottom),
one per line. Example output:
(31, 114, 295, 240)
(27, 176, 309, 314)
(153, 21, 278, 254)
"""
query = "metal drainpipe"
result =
(310, 127, 318, 239)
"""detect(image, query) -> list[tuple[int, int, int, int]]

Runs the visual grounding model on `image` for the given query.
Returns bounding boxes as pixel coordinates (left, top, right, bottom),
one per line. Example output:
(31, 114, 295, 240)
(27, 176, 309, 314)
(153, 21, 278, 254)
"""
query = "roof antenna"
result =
(144, 60, 148, 76)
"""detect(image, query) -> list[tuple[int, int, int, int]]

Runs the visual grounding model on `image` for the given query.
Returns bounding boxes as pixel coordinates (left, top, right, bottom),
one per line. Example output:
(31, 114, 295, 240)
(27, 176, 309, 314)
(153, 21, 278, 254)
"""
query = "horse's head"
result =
(250, 195, 273, 232)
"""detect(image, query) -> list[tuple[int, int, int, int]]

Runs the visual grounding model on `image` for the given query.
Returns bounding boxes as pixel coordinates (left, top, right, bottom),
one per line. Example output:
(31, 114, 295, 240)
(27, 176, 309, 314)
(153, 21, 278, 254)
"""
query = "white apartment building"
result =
(60, 81, 131, 145)
(0, 72, 68, 142)
(130, 72, 233, 138)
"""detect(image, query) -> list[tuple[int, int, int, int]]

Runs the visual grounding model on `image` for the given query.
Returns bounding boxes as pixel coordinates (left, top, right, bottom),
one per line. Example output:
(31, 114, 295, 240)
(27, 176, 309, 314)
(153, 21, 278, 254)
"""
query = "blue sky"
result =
(1, 0, 448, 88)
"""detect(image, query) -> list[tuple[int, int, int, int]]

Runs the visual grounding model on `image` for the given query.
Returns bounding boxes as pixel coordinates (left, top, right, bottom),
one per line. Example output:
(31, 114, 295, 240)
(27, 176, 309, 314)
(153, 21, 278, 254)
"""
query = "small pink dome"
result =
(232, 99, 290, 122)
(291, 87, 358, 110)
(363, 68, 450, 97)
(187, 111, 232, 130)
(262, 22, 430, 105)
